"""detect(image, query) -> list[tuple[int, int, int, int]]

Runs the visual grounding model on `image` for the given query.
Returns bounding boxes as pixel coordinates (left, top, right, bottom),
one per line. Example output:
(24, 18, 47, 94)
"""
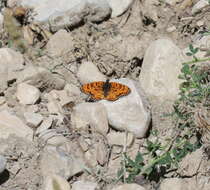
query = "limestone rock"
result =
(0, 110, 33, 141)
(16, 83, 40, 105)
(139, 38, 184, 101)
(160, 178, 187, 190)
(100, 78, 151, 138)
(35, 117, 54, 136)
(77, 61, 106, 84)
(192, 0, 209, 14)
(24, 112, 43, 128)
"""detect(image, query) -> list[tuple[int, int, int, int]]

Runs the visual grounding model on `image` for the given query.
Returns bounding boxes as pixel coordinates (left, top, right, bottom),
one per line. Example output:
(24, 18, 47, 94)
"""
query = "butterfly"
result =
(81, 79, 131, 101)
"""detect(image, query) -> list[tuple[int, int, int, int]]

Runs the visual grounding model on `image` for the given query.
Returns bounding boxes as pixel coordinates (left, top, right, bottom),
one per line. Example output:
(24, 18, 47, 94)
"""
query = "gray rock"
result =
(107, 132, 134, 147)
(46, 29, 74, 57)
(0, 155, 6, 174)
(77, 61, 106, 84)
(16, 83, 41, 105)
(71, 102, 109, 135)
(0, 13, 4, 31)
(0, 110, 33, 141)
(100, 78, 151, 138)
(35, 117, 54, 136)
(139, 38, 184, 101)
(106, 0, 134, 17)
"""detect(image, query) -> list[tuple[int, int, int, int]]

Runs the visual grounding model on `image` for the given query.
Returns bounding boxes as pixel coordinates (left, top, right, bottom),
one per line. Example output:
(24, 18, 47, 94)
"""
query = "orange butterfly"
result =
(81, 79, 131, 101)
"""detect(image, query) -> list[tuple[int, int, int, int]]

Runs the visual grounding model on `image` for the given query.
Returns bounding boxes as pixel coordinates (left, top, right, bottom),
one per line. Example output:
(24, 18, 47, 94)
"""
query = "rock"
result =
(0, 155, 6, 174)
(0, 110, 33, 141)
(16, 83, 40, 105)
(24, 112, 43, 128)
(44, 174, 71, 190)
(139, 38, 184, 101)
(0, 13, 4, 31)
(77, 61, 106, 84)
(19, 0, 110, 30)
(107, 131, 134, 147)
(112, 183, 146, 190)
(0, 48, 24, 93)
(160, 178, 186, 190)
(166, 26, 176, 33)
(192, 0, 209, 14)
(35, 117, 54, 136)
(64, 83, 81, 97)
(46, 29, 74, 57)
(17, 66, 65, 91)
(40, 142, 85, 179)
(100, 78, 151, 138)
(72, 181, 98, 190)
(71, 102, 109, 135)
(106, 0, 134, 17)
(178, 148, 203, 176)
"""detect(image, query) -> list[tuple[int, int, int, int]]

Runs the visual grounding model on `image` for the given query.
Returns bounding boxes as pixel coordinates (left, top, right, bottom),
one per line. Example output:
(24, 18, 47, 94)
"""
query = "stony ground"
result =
(0, 0, 210, 190)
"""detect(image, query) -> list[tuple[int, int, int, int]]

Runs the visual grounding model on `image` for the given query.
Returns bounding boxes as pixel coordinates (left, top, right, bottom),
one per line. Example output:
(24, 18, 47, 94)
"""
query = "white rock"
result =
(19, 0, 110, 30)
(0, 110, 33, 141)
(107, 131, 134, 147)
(0, 155, 6, 174)
(166, 26, 176, 33)
(35, 117, 54, 136)
(72, 102, 109, 135)
(44, 174, 71, 190)
(160, 178, 186, 190)
(24, 112, 43, 127)
(16, 83, 40, 105)
(0, 48, 25, 92)
(64, 83, 81, 97)
(46, 29, 74, 57)
(77, 61, 106, 84)
(192, 0, 209, 14)
(139, 38, 184, 101)
(106, 0, 134, 17)
(100, 78, 151, 138)
(72, 181, 98, 190)
(112, 183, 146, 190)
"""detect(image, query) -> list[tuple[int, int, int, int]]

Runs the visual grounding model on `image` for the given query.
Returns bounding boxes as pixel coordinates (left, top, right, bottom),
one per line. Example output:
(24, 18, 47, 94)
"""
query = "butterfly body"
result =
(81, 79, 131, 101)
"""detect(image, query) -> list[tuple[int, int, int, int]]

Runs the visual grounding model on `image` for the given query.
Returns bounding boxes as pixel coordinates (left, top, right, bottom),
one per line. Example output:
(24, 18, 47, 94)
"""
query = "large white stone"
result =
(100, 78, 151, 138)
(106, 0, 134, 17)
(0, 110, 33, 141)
(19, 0, 110, 31)
(139, 38, 184, 101)
(77, 61, 106, 84)
(16, 83, 41, 105)
(71, 102, 109, 135)
(0, 155, 6, 174)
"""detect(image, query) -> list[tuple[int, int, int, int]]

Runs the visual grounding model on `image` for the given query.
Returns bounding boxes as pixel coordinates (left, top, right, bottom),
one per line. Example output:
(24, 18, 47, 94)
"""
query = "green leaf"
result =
(181, 64, 191, 74)
(189, 44, 194, 53)
(135, 152, 144, 163)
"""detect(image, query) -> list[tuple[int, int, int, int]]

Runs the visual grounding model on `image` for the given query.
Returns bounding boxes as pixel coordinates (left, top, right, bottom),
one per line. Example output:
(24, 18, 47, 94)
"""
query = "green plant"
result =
(118, 45, 209, 183)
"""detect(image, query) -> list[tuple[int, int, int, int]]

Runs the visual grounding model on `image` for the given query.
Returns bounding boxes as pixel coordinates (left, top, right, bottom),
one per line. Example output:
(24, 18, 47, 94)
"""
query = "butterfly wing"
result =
(105, 82, 130, 101)
(81, 81, 105, 100)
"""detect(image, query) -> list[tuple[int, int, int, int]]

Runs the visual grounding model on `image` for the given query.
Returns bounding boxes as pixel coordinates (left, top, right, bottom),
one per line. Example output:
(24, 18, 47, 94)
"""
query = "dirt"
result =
(0, 0, 210, 189)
